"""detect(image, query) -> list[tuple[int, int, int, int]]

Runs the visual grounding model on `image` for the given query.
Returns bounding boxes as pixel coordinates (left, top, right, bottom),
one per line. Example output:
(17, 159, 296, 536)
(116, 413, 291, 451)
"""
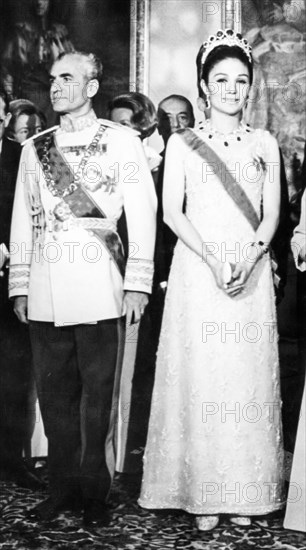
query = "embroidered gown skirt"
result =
(139, 130, 285, 515)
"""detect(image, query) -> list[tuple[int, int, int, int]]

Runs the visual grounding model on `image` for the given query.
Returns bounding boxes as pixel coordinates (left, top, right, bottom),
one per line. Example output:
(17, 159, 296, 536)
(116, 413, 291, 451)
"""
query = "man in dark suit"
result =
(122, 95, 195, 473)
(154, 95, 195, 297)
(0, 88, 43, 490)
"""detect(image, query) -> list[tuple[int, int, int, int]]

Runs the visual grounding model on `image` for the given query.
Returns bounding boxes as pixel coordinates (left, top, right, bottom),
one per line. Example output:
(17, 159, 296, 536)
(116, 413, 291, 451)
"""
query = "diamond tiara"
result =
(201, 29, 253, 67)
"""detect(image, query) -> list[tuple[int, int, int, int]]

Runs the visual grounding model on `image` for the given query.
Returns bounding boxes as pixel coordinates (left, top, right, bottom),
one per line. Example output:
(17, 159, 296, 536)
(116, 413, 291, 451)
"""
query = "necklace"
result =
(200, 120, 251, 147)
(41, 124, 106, 198)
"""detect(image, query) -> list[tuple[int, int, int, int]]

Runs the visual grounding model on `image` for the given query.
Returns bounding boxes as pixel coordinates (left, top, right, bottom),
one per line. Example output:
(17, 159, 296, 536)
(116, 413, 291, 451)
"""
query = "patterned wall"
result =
(242, 0, 306, 199)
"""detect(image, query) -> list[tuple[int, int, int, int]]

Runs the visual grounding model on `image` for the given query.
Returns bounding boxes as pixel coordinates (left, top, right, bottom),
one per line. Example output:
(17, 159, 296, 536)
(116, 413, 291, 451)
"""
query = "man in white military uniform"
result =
(9, 51, 156, 527)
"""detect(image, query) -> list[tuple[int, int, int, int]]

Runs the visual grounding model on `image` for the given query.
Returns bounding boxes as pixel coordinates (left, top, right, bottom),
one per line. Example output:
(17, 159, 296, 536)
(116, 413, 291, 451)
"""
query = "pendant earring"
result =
(205, 95, 211, 110)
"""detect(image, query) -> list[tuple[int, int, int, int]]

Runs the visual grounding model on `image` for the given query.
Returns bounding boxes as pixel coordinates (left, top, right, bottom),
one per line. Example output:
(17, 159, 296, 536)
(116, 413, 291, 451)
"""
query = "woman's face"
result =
(34, 0, 50, 17)
(203, 57, 251, 116)
(14, 114, 42, 143)
(110, 107, 134, 129)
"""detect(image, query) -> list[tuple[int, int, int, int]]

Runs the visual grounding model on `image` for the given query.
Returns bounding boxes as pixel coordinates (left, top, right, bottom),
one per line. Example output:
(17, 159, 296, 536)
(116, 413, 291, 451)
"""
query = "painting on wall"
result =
(241, 0, 306, 200)
(0, 0, 131, 124)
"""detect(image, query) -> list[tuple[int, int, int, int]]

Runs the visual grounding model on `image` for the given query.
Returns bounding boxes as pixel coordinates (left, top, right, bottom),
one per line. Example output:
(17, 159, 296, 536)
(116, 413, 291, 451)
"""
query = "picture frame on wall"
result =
(132, 0, 241, 94)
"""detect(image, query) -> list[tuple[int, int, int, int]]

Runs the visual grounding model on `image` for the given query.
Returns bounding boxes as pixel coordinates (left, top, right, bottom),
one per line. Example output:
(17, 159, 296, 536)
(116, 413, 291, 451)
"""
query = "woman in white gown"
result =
(139, 29, 285, 531)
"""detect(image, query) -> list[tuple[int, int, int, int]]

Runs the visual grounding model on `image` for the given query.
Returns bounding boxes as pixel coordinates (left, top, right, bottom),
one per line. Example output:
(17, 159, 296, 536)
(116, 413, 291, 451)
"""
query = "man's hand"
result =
(299, 244, 306, 264)
(123, 291, 149, 325)
(14, 296, 29, 324)
(0, 243, 9, 271)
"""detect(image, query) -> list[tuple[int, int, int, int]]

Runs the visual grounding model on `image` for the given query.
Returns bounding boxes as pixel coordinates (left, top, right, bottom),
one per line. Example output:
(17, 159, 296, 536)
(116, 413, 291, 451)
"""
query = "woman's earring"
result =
(200, 79, 210, 110)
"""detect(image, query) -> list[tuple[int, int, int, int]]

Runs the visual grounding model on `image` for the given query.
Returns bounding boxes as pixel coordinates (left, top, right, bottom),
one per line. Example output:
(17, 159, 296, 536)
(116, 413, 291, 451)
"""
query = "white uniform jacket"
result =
(9, 113, 157, 325)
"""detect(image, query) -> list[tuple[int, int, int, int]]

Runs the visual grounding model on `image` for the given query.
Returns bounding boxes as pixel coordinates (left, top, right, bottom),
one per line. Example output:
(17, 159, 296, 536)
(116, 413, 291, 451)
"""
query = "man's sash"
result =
(178, 128, 261, 231)
(34, 129, 126, 278)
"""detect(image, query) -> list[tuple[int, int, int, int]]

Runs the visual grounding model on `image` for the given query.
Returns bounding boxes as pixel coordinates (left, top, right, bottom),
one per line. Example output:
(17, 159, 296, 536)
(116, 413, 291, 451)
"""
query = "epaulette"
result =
(22, 125, 59, 146)
(98, 118, 140, 137)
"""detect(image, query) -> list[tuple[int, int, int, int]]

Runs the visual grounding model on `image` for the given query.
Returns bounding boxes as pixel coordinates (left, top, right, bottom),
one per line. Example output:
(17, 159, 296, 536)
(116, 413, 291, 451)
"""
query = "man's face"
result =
(0, 98, 11, 141)
(158, 98, 194, 145)
(50, 56, 93, 116)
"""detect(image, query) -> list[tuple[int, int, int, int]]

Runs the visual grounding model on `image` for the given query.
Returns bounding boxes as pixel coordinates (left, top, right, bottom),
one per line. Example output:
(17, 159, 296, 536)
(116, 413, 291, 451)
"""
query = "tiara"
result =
(201, 29, 252, 66)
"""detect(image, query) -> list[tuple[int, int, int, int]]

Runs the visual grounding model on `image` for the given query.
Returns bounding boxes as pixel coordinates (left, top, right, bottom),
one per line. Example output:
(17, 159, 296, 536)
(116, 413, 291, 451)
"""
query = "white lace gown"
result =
(139, 128, 285, 515)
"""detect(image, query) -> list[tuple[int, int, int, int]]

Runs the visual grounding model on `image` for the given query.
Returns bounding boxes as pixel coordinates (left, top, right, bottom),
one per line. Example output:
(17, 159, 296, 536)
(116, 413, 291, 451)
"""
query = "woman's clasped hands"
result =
(209, 258, 255, 297)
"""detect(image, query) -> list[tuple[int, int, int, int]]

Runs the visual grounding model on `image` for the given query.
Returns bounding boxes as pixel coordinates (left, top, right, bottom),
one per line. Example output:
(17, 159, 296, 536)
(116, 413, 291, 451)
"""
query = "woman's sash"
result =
(178, 129, 282, 289)
(33, 129, 126, 278)
(178, 128, 261, 231)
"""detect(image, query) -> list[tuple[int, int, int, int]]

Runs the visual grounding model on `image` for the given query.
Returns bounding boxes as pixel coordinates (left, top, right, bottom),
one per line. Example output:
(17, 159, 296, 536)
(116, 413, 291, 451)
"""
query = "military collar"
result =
(60, 109, 98, 133)
(96, 118, 140, 137)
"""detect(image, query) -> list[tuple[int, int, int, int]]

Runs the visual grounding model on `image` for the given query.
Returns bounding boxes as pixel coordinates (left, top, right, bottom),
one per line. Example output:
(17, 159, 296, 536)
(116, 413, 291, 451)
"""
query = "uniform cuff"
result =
(124, 259, 154, 294)
(9, 264, 30, 297)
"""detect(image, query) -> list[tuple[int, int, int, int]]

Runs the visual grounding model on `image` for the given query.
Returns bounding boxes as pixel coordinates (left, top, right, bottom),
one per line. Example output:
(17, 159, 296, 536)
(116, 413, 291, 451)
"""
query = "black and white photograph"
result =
(0, 1, 305, 548)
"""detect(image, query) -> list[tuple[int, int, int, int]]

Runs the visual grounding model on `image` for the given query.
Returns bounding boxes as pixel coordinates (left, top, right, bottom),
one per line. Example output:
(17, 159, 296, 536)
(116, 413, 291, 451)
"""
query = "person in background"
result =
(5, 98, 48, 465)
(116, 94, 195, 474)
(284, 148, 306, 533)
(10, 51, 156, 527)
(139, 29, 285, 530)
(107, 91, 161, 474)
(6, 99, 46, 144)
(157, 94, 195, 148)
(108, 92, 161, 175)
(155, 94, 195, 288)
(0, 88, 44, 491)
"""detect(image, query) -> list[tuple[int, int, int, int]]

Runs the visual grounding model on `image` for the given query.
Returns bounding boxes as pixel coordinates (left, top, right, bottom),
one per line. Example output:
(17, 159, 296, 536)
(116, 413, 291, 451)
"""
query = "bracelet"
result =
(258, 241, 269, 253)
(251, 241, 269, 255)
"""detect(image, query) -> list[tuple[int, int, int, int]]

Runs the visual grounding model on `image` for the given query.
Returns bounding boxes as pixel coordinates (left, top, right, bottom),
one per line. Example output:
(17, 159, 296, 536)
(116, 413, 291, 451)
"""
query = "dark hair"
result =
(158, 94, 195, 127)
(0, 87, 9, 113)
(6, 99, 44, 140)
(107, 92, 158, 140)
(36, 109, 47, 130)
(56, 51, 103, 83)
(196, 44, 253, 98)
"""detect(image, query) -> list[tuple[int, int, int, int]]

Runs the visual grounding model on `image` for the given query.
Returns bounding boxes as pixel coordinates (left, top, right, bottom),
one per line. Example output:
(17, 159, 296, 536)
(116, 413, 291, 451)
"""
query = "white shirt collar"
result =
(60, 109, 98, 133)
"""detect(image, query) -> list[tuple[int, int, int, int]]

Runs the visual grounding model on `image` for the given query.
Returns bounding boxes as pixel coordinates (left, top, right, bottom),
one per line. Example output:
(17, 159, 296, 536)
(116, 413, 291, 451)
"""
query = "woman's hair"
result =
(6, 99, 44, 140)
(57, 51, 103, 84)
(36, 109, 47, 130)
(196, 44, 253, 98)
(107, 92, 158, 140)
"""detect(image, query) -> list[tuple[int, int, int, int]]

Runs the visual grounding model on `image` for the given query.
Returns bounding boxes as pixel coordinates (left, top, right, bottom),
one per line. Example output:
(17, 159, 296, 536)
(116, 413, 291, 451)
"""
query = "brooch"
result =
(253, 155, 266, 173)
(53, 201, 72, 221)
